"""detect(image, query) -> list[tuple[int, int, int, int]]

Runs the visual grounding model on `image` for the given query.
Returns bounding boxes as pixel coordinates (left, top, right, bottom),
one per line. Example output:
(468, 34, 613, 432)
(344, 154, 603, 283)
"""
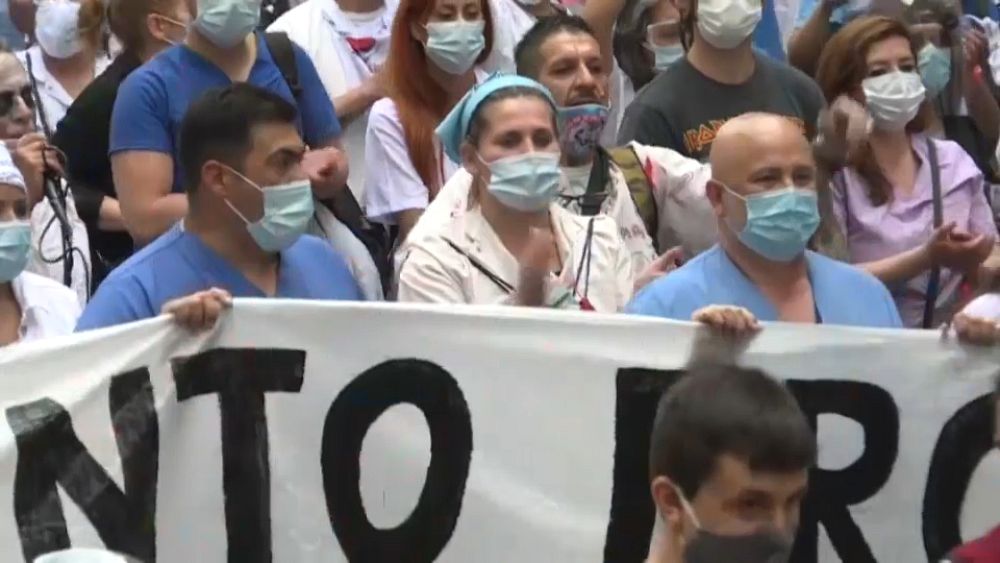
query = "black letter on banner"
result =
(321, 359, 472, 562)
(922, 393, 994, 561)
(6, 367, 158, 562)
(172, 348, 306, 563)
(785, 380, 899, 563)
(603, 368, 686, 563)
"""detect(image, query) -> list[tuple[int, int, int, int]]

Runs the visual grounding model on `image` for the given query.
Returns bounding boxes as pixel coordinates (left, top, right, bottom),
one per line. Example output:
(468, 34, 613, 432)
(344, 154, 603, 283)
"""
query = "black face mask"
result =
(683, 528, 794, 563)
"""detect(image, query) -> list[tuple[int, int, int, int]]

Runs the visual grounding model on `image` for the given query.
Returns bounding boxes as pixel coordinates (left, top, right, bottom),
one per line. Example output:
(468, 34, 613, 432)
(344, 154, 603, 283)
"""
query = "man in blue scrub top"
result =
(627, 113, 902, 328)
(77, 84, 363, 331)
(110, 0, 348, 246)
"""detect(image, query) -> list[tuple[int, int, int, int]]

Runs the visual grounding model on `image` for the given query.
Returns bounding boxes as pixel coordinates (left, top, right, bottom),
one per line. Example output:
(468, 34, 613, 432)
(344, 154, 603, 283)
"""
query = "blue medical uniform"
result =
(754, 2, 787, 61)
(626, 245, 903, 328)
(76, 226, 363, 331)
(110, 33, 342, 194)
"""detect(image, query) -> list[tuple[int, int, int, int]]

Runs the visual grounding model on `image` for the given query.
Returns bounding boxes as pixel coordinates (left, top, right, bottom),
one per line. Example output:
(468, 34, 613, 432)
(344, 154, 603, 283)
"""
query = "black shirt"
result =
(617, 54, 825, 161)
(53, 51, 141, 288)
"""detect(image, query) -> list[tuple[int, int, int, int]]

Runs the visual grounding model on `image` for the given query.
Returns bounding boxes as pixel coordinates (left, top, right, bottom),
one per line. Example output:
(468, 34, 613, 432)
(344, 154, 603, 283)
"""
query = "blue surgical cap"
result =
(436, 74, 557, 164)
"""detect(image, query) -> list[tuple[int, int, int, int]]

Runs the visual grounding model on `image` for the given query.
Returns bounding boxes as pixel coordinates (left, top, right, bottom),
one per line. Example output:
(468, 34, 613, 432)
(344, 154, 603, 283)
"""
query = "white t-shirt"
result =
(363, 98, 462, 225)
(27, 192, 91, 306)
(268, 0, 396, 201)
(16, 46, 111, 135)
(10, 270, 80, 343)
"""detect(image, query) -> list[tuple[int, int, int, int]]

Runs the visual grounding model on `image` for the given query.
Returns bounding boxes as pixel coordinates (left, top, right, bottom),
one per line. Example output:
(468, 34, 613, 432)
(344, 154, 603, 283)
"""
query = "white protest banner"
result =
(0, 301, 997, 562)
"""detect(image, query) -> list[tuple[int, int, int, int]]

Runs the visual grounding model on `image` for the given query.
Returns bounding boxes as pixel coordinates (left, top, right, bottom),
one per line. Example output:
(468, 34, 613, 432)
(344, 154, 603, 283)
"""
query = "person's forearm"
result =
(964, 73, 1000, 145)
(98, 196, 126, 232)
(859, 245, 933, 285)
(788, 3, 834, 76)
(333, 86, 380, 124)
(123, 194, 188, 246)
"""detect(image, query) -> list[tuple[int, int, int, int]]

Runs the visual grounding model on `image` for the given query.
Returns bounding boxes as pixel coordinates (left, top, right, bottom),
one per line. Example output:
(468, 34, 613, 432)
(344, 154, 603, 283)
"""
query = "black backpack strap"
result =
(264, 32, 302, 99)
(923, 138, 943, 329)
(579, 149, 612, 217)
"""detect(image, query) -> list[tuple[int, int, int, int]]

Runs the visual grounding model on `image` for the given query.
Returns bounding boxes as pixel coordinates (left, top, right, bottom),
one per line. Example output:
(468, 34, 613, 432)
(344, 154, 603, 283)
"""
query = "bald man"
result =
(627, 113, 902, 328)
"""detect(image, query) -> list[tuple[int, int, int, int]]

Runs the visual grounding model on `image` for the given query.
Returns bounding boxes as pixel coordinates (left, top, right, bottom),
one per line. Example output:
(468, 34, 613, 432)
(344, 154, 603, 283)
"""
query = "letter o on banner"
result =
(321, 359, 473, 562)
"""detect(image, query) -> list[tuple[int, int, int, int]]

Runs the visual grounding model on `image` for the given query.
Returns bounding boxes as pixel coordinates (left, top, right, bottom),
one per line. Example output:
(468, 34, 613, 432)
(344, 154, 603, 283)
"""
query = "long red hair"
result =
(384, 0, 494, 196)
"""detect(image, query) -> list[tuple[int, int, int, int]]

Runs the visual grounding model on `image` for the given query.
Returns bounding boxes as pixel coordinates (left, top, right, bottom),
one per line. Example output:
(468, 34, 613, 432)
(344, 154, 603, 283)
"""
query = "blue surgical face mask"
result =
(918, 43, 952, 99)
(0, 221, 31, 283)
(424, 20, 485, 75)
(224, 169, 315, 253)
(35, 0, 83, 59)
(480, 151, 562, 212)
(557, 103, 610, 162)
(722, 184, 820, 262)
(650, 43, 685, 70)
(194, 0, 261, 48)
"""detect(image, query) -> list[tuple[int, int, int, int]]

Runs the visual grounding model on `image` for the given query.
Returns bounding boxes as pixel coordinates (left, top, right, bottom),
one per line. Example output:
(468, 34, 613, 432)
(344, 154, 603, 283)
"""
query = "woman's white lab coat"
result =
(397, 201, 634, 312)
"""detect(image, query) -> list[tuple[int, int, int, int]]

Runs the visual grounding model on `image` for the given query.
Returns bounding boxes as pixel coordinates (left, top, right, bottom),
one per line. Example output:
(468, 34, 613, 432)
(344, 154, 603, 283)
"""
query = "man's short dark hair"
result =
(515, 14, 596, 78)
(179, 83, 299, 193)
(649, 364, 816, 498)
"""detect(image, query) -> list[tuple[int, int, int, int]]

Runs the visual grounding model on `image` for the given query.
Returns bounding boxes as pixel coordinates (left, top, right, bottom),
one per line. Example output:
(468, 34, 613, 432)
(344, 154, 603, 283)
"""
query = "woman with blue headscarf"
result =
(397, 75, 634, 311)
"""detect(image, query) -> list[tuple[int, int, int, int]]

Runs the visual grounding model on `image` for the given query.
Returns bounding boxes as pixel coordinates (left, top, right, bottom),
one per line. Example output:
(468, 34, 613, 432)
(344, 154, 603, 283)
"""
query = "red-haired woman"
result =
(363, 0, 493, 245)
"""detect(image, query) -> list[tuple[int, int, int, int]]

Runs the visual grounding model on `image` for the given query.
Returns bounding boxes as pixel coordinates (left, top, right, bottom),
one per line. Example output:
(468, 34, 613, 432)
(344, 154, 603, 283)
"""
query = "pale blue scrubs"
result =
(626, 245, 903, 328)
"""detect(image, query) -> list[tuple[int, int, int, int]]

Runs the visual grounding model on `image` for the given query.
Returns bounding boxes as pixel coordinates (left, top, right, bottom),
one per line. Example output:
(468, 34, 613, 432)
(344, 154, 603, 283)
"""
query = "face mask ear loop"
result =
(674, 484, 703, 530)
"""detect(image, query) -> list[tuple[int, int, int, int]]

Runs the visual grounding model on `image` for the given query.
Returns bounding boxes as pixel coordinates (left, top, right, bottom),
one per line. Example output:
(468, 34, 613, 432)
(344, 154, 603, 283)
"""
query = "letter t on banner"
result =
(173, 348, 307, 563)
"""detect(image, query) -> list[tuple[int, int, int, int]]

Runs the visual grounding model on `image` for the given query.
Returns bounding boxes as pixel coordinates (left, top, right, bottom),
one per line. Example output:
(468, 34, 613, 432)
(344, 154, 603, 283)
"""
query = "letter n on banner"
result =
(5, 368, 158, 562)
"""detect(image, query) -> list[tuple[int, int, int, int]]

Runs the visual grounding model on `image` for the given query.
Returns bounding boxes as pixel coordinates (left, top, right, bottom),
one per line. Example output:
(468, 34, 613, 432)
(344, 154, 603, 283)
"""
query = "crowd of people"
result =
(0, 0, 998, 560)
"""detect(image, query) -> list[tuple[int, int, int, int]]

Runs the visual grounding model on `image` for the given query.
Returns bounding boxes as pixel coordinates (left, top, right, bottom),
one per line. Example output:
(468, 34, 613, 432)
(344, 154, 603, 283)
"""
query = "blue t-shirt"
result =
(110, 33, 342, 193)
(626, 245, 903, 328)
(753, 1, 787, 61)
(76, 227, 363, 331)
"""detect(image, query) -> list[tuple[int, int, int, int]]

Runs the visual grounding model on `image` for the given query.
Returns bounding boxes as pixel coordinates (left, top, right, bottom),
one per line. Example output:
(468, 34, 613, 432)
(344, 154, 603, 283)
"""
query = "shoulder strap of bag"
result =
(606, 145, 659, 241)
(264, 32, 303, 99)
(922, 138, 943, 329)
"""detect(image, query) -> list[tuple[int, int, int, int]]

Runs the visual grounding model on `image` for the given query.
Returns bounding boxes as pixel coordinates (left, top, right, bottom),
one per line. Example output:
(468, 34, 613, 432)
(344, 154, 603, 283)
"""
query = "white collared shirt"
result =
(10, 271, 80, 344)
(16, 46, 112, 134)
(398, 201, 633, 312)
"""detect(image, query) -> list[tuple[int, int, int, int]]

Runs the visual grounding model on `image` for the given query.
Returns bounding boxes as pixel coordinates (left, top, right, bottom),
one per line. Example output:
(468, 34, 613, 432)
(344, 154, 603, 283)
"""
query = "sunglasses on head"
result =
(0, 86, 34, 117)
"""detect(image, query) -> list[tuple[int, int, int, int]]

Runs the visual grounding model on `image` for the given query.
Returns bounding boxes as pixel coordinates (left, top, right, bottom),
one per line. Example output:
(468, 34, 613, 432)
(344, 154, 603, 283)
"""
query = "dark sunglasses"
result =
(0, 86, 34, 117)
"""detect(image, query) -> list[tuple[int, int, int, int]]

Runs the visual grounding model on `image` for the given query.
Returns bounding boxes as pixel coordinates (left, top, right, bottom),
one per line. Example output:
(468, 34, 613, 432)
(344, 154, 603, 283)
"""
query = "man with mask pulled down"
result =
(77, 84, 362, 332)
(647, 363, 816, 563)
(617, 0, 824, 163)
(627, 113, 903, 328)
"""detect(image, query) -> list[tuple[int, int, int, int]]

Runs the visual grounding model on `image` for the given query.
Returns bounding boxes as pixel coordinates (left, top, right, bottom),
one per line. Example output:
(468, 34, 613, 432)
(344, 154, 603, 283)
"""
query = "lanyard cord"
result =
(445, 239, 516, 294)
(572, 218, 596, 301)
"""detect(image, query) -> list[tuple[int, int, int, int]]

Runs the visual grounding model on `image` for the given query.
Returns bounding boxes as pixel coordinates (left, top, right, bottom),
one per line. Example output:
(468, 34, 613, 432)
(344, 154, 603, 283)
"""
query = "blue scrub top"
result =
(76, 226, 363, 331)
(109, 32, 342, 194)
(626, 245, 903, 328)
(754, 1, 787, 61)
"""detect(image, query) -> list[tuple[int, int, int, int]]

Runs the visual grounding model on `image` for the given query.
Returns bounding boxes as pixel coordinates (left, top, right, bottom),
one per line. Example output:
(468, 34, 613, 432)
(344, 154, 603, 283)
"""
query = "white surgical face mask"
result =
(35, 0, 83, 59)
(862, 70, 926, 131)
(696, 0, 762, 50)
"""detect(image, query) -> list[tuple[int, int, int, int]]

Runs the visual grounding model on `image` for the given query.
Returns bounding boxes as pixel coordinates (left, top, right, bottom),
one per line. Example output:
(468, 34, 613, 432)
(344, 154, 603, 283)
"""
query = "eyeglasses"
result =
(0, 86, 35, 117)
